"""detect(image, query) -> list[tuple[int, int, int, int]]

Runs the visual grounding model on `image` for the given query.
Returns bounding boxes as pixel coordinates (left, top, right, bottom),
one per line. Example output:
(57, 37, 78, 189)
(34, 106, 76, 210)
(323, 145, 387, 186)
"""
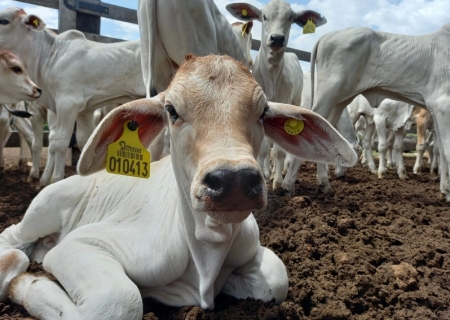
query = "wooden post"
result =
(58, 0, 77, 32)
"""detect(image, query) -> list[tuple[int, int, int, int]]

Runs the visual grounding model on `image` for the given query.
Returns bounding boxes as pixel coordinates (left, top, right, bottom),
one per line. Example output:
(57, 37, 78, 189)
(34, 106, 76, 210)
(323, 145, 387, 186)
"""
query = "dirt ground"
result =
(0, 149, 449, 320)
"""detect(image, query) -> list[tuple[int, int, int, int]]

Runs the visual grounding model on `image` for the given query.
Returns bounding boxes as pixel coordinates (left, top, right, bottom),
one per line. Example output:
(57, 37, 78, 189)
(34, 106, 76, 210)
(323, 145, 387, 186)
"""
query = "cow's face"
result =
(0, 8, 45, 52)
(165, 55, 266, 223)
(0, 50, 41, 103)
(226, 1, 326, 62)
(78, 55, 356, 233)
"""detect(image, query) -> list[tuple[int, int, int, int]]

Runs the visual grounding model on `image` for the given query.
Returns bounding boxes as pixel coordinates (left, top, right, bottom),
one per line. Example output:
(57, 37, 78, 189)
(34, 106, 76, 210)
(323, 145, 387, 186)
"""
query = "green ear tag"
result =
(284, 118, 304, 135)
(106, 121, 151, 178)
(242, 9, 248, 16)
(303, 17, 316, 34)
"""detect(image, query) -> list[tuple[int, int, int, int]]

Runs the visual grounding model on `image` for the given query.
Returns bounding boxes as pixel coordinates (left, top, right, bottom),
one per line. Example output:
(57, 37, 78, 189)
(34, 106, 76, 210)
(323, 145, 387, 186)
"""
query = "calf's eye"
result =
(0, 19, 9, 25)
(11, 66, 22, 73)
(165, 105, 179, 123)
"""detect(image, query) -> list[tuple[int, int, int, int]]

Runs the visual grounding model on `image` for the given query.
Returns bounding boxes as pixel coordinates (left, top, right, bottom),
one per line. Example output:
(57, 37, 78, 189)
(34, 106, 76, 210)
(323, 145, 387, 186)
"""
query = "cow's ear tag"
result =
(106, 120, 151, 179)
(241, 9, 248, 17)
(284, 118, 304, 135)
(241, 22, 248, 36)
(32, 18, 39, 27)
(303, 17, 316, 34)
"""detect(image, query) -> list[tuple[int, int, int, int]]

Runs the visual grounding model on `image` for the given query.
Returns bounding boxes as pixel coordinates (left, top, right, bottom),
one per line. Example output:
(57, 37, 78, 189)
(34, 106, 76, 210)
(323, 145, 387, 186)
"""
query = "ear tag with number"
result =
(106, 120, 151, 179)
(303, 17, 316, 34)
(33, 18, 39, 27)
(241, 22, 248, 36)
(284, 118, 304, 135)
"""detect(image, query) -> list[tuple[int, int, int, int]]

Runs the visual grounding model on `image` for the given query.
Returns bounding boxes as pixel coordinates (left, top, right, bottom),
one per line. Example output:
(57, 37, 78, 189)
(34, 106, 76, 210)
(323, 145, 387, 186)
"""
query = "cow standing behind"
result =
(226, 0, 331, 193)
(310, 23, 450, 201)
(0, 7, 146, 187)
(0, 49, 41, 174)
(0, 55, 356, 319)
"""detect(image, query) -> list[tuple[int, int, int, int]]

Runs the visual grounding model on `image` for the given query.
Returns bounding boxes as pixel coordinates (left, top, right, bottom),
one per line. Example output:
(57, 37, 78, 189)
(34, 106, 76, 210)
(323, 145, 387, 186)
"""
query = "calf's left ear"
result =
(78, 97, 166, 176)
(22, 14, 46, 31)
(263, 102, 357, 167)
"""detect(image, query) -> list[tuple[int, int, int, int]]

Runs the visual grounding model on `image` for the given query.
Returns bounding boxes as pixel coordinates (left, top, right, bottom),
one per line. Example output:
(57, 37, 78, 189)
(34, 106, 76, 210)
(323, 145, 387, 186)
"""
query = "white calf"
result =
(0, 55, 356, 319)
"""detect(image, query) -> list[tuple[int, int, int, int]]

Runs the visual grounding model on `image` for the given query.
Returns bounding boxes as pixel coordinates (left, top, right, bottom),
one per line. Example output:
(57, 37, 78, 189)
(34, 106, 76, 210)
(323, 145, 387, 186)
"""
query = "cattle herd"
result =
(0, 0, 448, 319)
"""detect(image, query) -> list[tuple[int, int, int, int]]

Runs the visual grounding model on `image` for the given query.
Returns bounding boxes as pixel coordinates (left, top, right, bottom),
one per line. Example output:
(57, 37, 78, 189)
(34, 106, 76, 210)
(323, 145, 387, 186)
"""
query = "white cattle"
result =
(138, 0, 250, 96)
(0, 7, 146, 187)
(310, 23, 450, 200)
(226, 0, 328, 193)
(347, 96, 414, 179)
(0, 55, 356, 319)
(231, 21, 254, 68)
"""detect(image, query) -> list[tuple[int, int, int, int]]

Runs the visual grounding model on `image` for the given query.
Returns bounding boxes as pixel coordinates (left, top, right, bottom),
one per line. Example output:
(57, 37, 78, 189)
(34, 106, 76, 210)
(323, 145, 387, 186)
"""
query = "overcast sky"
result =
(1, 0, 449, 71)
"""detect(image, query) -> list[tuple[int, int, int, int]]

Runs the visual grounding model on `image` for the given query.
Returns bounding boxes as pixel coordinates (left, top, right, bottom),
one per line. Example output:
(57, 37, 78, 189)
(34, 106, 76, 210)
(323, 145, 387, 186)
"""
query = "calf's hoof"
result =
(0, 249, 29, 302)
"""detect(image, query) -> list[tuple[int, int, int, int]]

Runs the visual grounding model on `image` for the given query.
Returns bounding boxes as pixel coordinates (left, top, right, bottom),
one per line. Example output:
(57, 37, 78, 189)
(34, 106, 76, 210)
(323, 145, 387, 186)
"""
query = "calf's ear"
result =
(226, 3, 261, 22)
(22, 14, 46, 31)
(78, 96, 166, 176)
(263, 102, 357, 167)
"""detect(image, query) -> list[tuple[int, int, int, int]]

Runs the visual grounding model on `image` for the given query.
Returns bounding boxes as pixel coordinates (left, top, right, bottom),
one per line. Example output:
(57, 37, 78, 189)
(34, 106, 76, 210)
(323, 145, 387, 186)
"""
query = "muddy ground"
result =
(0, 153, 449, 320)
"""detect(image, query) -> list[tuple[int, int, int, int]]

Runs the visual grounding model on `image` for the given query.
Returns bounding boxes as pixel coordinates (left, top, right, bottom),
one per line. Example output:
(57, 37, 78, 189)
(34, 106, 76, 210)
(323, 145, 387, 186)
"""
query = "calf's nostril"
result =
(240, 169, 263, 198)
(36, 88, 42, 94)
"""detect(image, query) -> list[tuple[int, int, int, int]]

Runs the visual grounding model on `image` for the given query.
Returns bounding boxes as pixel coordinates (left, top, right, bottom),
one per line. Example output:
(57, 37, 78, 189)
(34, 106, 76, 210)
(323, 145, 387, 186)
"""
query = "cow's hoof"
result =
(318, 184, 334, 194)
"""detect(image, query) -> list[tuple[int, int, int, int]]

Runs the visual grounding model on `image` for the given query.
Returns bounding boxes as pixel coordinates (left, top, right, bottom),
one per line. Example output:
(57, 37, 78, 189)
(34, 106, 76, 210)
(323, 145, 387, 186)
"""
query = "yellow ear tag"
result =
(284, 118, 304, 135)
(242, 9, 248, 16)
(241, 22, 248, 36)
(33, 18, 39, 27)
(106, 120, 151, 178)
(303, 17, 316, 34)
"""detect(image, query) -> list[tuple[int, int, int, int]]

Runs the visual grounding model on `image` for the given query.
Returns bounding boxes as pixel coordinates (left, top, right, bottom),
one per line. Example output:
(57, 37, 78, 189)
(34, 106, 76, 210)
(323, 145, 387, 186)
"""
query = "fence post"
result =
(58, 0, 77, 32)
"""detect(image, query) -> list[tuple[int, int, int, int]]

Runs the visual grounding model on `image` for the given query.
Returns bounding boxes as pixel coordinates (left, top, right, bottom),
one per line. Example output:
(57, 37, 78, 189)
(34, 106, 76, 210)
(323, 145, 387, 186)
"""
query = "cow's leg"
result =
(414, 117, 427, 174)
(376, 123, 388, 179)
(393, 128, 407, 179)
(75, 110, 96, 150)
(432, 107, 450, 201)
(386, 131, 396, 169)
(281, 156, 301, 194)
(362, 121, 377, 174)
(28, 110, 45, 181)
(222, 246, 288, 304)
(430, 135, 439, 174)
(282, 154, 291, 176)
(40, 110, 57, 187)
(272, 144, 286, 190)
(9, 239, 142, 320)
(17, 132, 29, 171)
(257, 137, 271, 180)
(0, 128, 11, 177)
(40, 106, 78, 186)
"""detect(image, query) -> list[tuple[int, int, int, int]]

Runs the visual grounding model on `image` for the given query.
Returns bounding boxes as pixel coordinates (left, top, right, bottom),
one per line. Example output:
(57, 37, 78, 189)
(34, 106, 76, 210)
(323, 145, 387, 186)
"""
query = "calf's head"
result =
(0, 49, 41, 103)
(0, 8, 46, 53)
(78, 55, 356, 227)
(227, 0, 326, 62)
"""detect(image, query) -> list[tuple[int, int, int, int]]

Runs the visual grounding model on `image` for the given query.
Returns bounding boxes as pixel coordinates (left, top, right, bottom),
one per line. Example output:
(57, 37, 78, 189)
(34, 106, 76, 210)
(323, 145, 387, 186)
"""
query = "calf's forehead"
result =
(263, 0, 292, 18)
(167, 56, 262, 116)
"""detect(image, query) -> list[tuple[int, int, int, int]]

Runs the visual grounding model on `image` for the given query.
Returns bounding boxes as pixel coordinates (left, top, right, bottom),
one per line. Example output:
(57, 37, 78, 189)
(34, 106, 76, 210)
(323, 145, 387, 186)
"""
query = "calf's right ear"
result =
(22, 14, 46, 31)
(78, 96, 166, 176)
